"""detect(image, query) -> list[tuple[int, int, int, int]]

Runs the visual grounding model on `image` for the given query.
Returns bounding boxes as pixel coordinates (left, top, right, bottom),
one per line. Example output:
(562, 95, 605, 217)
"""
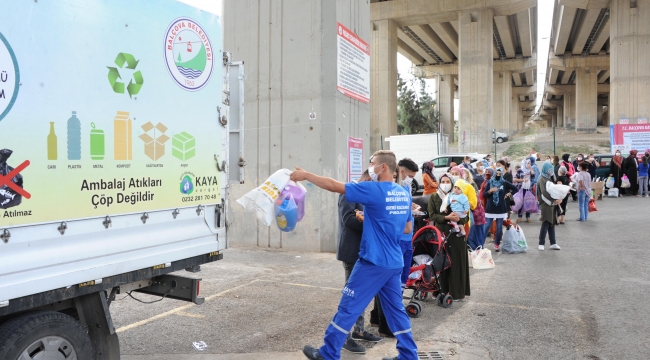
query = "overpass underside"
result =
(370, 0, 538, 153)
(542, 0, 649, 133)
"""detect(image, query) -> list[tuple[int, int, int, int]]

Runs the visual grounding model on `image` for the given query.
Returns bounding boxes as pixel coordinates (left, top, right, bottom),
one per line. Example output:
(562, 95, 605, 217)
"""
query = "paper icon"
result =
(172, 132, 196, 161)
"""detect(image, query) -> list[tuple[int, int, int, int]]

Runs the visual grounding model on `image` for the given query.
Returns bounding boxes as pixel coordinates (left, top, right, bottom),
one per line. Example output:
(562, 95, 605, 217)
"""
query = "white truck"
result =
(386, 133, 448, 194)
(0, 1, 244, 359)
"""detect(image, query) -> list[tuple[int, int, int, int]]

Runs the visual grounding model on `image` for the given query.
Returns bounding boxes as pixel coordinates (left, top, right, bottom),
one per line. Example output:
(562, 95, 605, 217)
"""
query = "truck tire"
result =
(0, 311, 93, 360)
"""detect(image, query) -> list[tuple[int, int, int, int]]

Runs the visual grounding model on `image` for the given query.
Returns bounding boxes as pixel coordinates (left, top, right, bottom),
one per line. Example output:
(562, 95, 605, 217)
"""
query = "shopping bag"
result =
(470, 246, 495, 270)
(522, 179, 531, 190)
(236, 168, 292, 226)
(605, 176, 615, 189)
(621, 175, 631, 188)
(468, 250, 473, 268)
(501, 225, 528, 254)
(523, 189, 539, 213)
(607, 188, 619, 197)
(510, 188, 524, 212)
(546, 182, 571, 200)
(275, 194, 298, 232)
(588, 198, 598, 212)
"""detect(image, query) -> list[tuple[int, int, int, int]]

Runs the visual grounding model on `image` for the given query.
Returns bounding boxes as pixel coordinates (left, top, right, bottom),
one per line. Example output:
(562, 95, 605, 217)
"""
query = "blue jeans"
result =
(578, 190, 589, 221)
(467, 223, 487, 250)
(320, 259, 418, 360)
(400, 240, 413, 290)
(484, 217, 504, 245)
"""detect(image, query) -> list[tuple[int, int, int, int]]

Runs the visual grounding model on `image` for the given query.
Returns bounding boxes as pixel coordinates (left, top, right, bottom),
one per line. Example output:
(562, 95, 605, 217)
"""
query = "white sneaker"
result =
(538, 245, 545, 251)
(550, 244, 561, 250)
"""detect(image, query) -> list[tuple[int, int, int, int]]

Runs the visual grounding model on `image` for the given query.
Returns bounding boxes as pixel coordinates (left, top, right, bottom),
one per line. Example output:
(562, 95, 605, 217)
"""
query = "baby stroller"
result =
(404, 225, 453, 318)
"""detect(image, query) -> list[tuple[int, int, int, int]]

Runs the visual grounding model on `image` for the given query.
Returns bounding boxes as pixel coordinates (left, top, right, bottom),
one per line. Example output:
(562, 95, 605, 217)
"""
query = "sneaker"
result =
(302, 345, 324, 360)
(516, 218, 522, 223)
(526, 218, 532, 223)
(494, 244, 500, 252)
(550, 244, 561, 250)
(352, 331, 381, 343)
(576, 219, 584, 222)
(342, 339, 366, 354)
(538, 245, 545, 251)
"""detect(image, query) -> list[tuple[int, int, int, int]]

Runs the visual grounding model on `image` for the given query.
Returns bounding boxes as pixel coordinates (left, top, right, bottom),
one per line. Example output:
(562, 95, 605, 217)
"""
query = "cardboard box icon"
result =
(139, 122, 169, 161)
(172, 132, 196, 161)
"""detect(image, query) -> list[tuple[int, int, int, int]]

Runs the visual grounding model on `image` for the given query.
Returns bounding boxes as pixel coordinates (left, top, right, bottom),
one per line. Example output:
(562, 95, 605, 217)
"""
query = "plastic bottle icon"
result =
(47, 122, 57, 160)
(90, 122, 105, 160)
(67, 111, 81, 160)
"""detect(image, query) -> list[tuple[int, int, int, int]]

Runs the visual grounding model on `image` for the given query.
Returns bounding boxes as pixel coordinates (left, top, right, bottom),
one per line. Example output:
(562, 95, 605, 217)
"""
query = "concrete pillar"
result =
(563, 92, 575, 128)
(509, 93, 519, 135)
(493, 71, 511, 135)
(371, 19, 398, 151)
(575, 68, 598, 132)
(597, 104, 604, 126)
(556, 105, 564, 129)
(225, 0, 370, 252)
(438, 74, 455, 141)
(610, 0, 650, 124)
(458, 9, 494, 153)
(517, 105, 524, 132)
(603, 94, 610, 126)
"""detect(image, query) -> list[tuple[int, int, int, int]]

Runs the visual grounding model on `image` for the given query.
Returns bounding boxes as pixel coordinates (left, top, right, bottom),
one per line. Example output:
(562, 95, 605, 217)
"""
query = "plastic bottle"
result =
(47, 122, 57, 160)
(281, 181, 306, 221)
(275, 195, 298, 232)
(67, 111, 81, 160)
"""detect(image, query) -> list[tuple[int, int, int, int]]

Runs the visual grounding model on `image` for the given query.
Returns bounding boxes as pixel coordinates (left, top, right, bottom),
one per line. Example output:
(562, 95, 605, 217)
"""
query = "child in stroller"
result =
(403, 225, 453, 318)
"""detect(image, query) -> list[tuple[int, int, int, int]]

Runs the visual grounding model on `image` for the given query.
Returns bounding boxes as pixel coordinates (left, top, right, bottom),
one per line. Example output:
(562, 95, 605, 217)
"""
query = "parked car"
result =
(428, 153, 488, 183)
(493, 131, 509, 143)
(593, 153, 614, 179)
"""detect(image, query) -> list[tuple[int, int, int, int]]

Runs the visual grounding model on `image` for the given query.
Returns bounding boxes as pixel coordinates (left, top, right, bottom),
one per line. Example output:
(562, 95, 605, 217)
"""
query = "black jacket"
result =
(481, 180, 519, 214)
(336, 194, 364, 264)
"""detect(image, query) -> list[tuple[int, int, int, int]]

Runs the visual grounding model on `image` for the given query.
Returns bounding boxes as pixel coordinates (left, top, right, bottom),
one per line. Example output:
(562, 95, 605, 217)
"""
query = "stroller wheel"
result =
(442, 294, 453, 308)
(436, 293, 445, 306)
(415, 291, 428, 301)
(406, 302, 421, 318)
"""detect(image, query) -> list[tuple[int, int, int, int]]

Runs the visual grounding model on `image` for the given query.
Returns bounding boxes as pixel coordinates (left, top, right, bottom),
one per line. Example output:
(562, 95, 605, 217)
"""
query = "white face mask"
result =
(568, 157, 572, 162)
(401, 176, 413, 187)
(616, 152, 621, 156)
(546, 159, 551, 163)
(368, 164, 382, 182)
(451, 175, 460, 181)
(440, 183, 451, 193)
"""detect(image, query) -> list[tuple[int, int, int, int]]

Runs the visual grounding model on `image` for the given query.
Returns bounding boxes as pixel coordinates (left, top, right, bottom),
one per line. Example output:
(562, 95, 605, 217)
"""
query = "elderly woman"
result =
(481, 167, 518, 252)
(421, 161, 438, 195)
(538, 162, 562, 250)
(427, 174, 470, 301)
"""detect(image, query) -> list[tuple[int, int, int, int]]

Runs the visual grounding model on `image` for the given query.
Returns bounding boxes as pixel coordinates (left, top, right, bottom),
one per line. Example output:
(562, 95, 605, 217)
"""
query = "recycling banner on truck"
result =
(0, 1, 225, 226)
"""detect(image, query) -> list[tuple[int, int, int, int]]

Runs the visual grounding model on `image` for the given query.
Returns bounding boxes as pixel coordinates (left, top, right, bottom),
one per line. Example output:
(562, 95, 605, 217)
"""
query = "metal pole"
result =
(553, 126, 556, 155)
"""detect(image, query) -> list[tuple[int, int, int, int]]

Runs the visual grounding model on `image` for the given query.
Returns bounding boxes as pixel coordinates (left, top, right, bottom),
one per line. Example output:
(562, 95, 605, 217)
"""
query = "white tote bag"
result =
(470, 246, 495, 270)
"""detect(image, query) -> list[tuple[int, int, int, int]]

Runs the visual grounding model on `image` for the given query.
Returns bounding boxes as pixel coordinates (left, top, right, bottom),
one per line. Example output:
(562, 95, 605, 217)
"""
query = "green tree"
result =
(397, 74, 440, 135)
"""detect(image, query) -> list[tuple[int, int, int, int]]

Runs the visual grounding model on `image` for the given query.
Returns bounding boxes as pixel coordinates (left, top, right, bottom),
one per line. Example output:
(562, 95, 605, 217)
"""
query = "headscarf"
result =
(558, 166, 567, 176)
(613, 151, 623, 168)
(630, 149, 638, 157)
(487, 168, 505, 205)
(479, 168, 494, 206)
(484, 167, 494, 180)
(541, 161, 555, 179)
(520, 158, 531, 175)
(422, 161, 436, 182)
(437, 173, 454, 213)
(450, 166, 464, 175)
(561, 153, 570, 162)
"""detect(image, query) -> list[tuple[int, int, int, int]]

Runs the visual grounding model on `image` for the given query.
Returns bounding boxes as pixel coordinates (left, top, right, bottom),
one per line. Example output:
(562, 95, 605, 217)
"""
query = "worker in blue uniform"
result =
(291, 150, 418, 360)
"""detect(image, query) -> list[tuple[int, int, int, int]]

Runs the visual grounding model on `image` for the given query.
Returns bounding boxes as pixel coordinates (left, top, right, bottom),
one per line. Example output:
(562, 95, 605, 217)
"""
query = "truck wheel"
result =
(496, 137, 504, 143)
(0, 311, 92, 360)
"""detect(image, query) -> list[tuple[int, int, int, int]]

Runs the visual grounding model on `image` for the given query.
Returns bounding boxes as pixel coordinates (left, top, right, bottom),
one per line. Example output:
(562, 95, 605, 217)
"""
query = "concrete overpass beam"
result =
(494, 15, 516, 58)
(572, 9, 602, 55)
(512, 72, 523, 86)
(411, 25, 455, 63)
(397, 28, 437, 64)
(597, 69, 610, 83)
(397, 39, 425, 65)
(429, 22, 459, 58)
(371, 19, 398, 152)
(549, 68, 560, 84)
(610, 0, 650, 124)
(561, 68, 574, 84)
(439, 74, 455, 141)
(589, 18, 610, 54)
(516, 9, 533, 57)
(554, 6, 577, 55)
(524, 70, 535, 86)
(458, 8, 494, 153)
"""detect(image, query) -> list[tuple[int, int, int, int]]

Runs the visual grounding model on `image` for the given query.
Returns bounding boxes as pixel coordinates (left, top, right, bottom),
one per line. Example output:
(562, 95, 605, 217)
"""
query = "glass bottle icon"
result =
(47, 122, 57, 160)
(67, 111, 81, 160)
(90, 122, 105, 160)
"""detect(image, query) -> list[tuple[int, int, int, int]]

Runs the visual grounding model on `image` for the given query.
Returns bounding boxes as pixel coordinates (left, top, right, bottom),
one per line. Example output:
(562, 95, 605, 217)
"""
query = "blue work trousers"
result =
(400, 240, 413, 290)
(319, 259, 418, 360)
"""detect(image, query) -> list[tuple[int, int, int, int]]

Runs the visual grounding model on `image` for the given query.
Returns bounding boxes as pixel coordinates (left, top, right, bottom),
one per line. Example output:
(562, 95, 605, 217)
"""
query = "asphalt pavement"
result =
(117, 194, 650, 360)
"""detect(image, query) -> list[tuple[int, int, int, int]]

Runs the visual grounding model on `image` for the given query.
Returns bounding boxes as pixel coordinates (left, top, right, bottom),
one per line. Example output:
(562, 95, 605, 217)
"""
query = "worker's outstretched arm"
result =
(290, 167, 346, 194)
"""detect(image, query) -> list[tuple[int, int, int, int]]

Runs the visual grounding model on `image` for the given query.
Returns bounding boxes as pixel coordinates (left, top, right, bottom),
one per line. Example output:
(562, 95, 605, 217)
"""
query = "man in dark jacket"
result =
(336, 170, 381, 354)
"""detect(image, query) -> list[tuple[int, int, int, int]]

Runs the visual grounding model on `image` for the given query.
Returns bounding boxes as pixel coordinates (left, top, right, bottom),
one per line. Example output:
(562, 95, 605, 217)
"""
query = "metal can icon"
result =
(90, 122, 105, 160)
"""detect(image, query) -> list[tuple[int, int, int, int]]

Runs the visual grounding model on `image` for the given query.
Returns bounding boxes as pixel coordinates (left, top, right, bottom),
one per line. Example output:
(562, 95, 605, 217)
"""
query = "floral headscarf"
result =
(422, 161, 436, 181)
(541, 161, 555, 179)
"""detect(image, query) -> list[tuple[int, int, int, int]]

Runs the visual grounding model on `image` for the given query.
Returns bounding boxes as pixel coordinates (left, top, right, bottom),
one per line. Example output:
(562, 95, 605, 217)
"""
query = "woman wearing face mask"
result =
(481, 167, 519, 252)
(421, 161, 438, 195)
(427, 174, 470, 301)
(572, 154, 585, 177)
(513, 158, 534, 223)
(469, 168, 493, 250)
(538, 162, 562, 250)
(609, 150, 624, 197)
(623, 150, 640, 196)
(462, 168, 478, 192)
(450, 167, 478, 237)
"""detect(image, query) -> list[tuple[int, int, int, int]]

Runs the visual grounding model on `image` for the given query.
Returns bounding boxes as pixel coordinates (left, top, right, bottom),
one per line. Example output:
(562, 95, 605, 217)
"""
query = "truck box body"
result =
(0, 0, 235, 305)
(386, 133, 448, 191)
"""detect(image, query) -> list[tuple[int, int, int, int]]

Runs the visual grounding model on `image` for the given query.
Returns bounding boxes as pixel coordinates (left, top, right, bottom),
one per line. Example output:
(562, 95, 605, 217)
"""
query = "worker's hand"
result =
(490, 187, 498, 193)
(290, 167, 309, 182)
(445, 213, 460, 222)
(554, 199, 562, 205)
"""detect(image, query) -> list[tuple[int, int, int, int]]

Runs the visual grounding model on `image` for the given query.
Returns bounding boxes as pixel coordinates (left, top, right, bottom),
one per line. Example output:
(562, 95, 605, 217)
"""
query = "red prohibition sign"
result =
(0, 160, 31, 199)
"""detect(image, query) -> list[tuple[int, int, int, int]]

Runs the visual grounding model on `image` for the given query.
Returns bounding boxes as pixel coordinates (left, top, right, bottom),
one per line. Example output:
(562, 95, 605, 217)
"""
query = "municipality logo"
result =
(107, 53, 144, 98)
(164, 18, 214, 91)
(180, 174, 194, 195)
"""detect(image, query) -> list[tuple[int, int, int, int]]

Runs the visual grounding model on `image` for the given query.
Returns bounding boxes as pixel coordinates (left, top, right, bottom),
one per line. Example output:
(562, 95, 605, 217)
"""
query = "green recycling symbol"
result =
(107, 53, 143, 98)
